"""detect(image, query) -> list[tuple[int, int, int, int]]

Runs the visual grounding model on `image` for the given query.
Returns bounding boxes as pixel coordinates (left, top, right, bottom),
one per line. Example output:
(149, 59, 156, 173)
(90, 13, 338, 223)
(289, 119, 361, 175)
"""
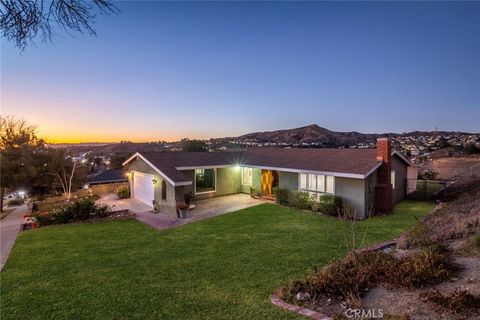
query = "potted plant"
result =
(177, 202, 189, 219)
(249, 187, 257, 198)
(184, 192, 193, 207)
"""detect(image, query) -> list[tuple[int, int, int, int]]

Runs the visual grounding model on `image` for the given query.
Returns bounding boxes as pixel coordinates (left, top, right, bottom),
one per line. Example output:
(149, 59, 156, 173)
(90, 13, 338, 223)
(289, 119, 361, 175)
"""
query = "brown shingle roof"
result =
(133, 149, 384, 184)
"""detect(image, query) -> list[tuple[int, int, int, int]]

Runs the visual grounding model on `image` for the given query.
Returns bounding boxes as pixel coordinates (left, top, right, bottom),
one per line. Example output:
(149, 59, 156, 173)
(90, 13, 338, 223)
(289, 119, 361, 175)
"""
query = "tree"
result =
(0, 115, 45, 211)
(109, 153, 128, 169)
(1, 0, 117, 49)
(181, 138, 207, 152)
(42, 148, 88, 201)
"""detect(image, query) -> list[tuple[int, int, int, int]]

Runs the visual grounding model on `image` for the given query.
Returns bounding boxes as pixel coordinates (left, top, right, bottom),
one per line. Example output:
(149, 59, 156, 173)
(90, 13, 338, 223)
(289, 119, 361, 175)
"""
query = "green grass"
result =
(0, 200, 434, 320)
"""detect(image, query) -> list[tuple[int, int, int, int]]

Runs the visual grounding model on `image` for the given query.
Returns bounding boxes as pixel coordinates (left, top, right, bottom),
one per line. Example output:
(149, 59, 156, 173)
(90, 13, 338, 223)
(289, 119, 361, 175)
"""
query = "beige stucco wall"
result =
(124, 157, 178, 216)
(335, 177, 366, 219)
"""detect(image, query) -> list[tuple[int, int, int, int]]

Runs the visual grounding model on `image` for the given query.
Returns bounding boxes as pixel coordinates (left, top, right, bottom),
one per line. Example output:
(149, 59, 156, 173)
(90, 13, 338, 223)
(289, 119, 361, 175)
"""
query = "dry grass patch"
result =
(420, 288, 480, 315)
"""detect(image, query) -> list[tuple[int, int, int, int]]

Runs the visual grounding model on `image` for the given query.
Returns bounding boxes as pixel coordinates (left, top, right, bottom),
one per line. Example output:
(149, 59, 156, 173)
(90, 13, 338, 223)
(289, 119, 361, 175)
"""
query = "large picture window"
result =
(195, 169, 216, 194)
(299, 173, 335, 195)
(242, 167, 253, 185)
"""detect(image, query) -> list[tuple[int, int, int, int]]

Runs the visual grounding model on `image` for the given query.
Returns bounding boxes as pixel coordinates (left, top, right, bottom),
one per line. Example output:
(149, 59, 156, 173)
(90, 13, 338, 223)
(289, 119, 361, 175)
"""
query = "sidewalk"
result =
(0, 205, 27, 271)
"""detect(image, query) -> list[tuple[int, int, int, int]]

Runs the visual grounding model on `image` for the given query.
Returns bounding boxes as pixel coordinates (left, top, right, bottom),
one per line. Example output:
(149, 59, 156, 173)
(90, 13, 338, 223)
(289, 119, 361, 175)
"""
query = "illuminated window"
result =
(326, 176, 334, 194)
(242, 167, 253, 185)
(299, 173, 307, 189)
(299, 173, 335, 195)
(308, 174, 317, 191)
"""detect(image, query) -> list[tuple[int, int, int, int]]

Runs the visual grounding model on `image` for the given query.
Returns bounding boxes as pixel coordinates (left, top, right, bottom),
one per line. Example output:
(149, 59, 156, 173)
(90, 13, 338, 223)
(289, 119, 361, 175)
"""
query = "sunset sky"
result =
(1, 1, 479, 143)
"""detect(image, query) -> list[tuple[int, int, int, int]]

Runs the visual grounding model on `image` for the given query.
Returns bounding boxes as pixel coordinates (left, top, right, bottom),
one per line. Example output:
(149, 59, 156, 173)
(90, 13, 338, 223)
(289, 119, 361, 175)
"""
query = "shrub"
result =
(385, 250, 459, 288)
(318, 194, 343, 217)
(272, 187, 289, 205)
(281, 250, 459, 307)
(7, 197, 24, 206)
(249, 187, 256, 198)
(33, 198, 111, 226)
(281, 252, 395, 304)
(421, 288, 480, 313)
(309, 194, 321, 212)
(288, 191, 311, 210)
(115, 185, 130, 199)
(475, 234, 480, 249)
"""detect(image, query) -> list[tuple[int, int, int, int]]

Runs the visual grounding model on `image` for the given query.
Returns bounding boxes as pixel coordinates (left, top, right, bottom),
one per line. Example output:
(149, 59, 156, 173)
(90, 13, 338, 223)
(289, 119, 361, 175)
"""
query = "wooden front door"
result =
(261, 170, 278, 195)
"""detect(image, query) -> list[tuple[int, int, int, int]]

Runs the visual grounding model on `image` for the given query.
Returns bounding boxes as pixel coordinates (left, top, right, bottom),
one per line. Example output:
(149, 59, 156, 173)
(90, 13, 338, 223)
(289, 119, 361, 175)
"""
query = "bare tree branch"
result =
(0, 0, 118, 49)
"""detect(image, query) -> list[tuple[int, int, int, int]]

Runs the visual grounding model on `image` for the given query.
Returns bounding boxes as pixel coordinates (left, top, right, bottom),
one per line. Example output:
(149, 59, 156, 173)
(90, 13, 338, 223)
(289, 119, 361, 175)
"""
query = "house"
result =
(86, 169, 129, 195)
(122, 138, 414, 219)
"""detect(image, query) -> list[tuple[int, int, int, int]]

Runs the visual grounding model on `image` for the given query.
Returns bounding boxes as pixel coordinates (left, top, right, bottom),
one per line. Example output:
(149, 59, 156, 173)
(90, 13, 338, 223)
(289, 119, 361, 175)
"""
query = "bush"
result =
(385, 250, 459, 288)
(282, 252, 395, 303)
(421, 288, 480, 313)
(288, 191, 311, 210)
(318, 194, 343, 217)
(7, 197, 24, 206)
(273, 187, 289, 205)
(475, 234, 480, 249)
(115, 185, 130, 199)
(33, 198, 111, 226)
(281, 250, 459, 307)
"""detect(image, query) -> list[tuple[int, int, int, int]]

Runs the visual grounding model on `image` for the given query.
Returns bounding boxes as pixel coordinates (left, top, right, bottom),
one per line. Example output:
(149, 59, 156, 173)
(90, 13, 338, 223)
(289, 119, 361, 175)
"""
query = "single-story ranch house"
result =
(122, 138, 415, 219)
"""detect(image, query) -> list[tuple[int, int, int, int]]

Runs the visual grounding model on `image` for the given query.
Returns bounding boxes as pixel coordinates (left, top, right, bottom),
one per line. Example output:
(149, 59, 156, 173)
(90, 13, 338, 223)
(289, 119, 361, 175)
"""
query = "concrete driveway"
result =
(96, 194, 152, 214)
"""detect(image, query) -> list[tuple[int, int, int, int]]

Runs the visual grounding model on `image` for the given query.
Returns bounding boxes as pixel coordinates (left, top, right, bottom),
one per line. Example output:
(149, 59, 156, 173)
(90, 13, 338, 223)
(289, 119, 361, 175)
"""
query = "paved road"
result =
(0, 205, 27, 271)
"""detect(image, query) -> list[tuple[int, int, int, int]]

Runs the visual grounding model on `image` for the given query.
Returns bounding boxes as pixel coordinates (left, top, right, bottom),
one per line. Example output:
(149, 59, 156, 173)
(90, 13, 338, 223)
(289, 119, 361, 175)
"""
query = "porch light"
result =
(152, 178, 157, 185)
(125, 171, 131, 178)
(234, 165, 241, 171)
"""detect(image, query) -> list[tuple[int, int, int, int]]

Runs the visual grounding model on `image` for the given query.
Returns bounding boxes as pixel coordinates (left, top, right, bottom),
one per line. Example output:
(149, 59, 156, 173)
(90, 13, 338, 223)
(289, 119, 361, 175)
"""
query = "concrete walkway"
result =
(0, 205, 27, 271)
(136, 194, 268, 230)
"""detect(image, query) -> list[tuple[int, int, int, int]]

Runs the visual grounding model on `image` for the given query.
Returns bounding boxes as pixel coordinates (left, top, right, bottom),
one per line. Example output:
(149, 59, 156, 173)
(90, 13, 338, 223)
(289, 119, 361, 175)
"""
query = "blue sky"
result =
(2, 1, 479, 142)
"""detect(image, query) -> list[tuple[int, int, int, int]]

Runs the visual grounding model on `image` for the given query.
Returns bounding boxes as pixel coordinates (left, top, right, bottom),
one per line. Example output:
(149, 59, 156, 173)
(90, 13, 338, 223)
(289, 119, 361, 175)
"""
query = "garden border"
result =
(271, 239, 400, 320)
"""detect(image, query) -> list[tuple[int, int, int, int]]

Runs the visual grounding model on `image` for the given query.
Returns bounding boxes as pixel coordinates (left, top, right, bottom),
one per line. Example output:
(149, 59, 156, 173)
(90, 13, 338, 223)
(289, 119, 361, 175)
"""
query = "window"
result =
(317, 175, 325, 192)
(242, 167, 253, 185)
(161, 180, 167, 200)
(326, 176, 334, 194)
(391, 170, 396, 189)
(195, 169, 216, 194)
(308, 174, 317, 191)
(299, 173, 334, 195)
(299, 173, 307, 189)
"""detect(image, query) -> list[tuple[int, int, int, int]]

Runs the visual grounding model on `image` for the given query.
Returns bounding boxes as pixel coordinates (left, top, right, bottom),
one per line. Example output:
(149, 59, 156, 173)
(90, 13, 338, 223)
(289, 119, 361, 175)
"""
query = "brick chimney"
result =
(374, 138, 393, 214)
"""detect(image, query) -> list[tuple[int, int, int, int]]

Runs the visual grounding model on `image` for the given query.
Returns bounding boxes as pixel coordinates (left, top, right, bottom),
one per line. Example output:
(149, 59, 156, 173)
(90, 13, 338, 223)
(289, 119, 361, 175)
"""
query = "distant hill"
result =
(237, 124, 379, 146)
(56, 124, 476, 154)
(235, 124, 473, 146)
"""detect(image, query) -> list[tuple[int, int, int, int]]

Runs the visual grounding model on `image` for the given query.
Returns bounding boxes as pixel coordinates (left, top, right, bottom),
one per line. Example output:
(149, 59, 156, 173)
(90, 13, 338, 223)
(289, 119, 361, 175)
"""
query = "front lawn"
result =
(0, 200, 434, 320)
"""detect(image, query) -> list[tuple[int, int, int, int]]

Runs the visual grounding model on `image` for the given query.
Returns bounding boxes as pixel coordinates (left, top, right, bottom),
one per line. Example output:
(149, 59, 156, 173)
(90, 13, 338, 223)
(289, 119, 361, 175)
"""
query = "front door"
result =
(261, 170, 278, 195)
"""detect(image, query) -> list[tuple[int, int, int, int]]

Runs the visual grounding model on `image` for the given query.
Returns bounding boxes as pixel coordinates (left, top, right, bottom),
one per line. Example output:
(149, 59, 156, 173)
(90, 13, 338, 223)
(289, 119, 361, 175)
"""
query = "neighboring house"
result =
(86, 169, 128, 195)
(122, 138, 414, 219)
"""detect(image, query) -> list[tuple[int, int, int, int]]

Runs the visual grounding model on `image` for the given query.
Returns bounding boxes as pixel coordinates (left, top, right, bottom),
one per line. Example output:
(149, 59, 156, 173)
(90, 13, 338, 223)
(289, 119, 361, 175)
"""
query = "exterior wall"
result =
(240, 168, 262, 194)
(124, 157, 177, 216)
(90, 182, 128, 195)
(364, 171, 377, 217)
(181, 166, 242, 200)
(335, 177, 366, 219)
(391, 156, 408, 203)
(278, 171, 298, 190)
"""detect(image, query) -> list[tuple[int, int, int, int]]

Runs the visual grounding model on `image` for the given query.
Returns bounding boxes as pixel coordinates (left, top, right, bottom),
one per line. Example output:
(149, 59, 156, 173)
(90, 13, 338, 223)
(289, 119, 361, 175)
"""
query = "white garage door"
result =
(133, 171, 154, 207)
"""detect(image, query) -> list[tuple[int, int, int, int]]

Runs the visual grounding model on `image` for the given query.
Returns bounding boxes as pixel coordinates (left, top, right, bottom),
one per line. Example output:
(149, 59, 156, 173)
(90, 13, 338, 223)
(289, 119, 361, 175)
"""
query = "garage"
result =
(132, 171, 154, 207)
